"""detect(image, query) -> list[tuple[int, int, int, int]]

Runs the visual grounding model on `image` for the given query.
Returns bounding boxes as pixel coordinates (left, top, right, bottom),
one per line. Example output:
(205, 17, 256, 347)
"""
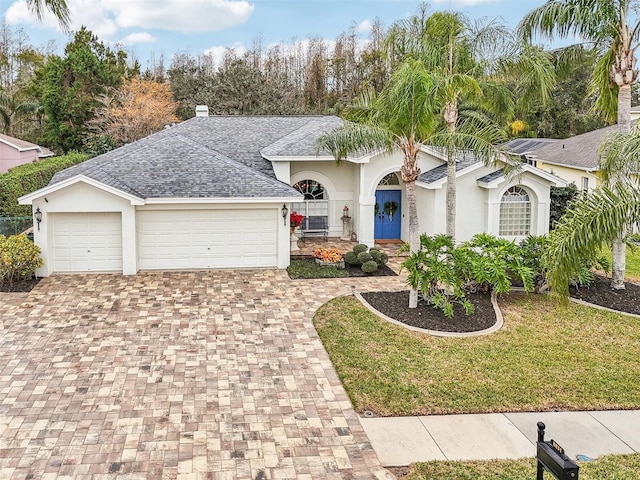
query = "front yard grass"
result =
(403, 454, 640, 479)
(313, 292, 640, 416)
(599, 243, 640, 283)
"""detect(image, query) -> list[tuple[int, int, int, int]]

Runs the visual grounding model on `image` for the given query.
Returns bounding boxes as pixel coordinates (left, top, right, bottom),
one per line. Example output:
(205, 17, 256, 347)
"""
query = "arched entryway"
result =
(374, 173, 402, 240)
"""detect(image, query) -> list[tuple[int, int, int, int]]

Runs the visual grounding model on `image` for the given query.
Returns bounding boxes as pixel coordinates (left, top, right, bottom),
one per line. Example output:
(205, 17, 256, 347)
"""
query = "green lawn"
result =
(313, 293, 640, 416)
(599, 244, 640, 283)
(404, 454, 640, 479)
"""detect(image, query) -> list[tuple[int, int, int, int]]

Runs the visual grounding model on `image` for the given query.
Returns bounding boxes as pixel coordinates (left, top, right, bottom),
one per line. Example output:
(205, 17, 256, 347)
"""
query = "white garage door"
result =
(137, 209, 278, 270)
(51, 212, 123, 273)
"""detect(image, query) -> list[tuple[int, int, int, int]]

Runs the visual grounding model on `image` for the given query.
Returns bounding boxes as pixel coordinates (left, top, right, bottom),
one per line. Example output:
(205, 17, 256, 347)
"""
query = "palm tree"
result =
(390, 10, 554, 237)
(27, 0, 71, 31)
(419, 12, 515, 237)
(0, 89, 40, 136)
(520, 0, 640, 289)
(317, 59, 436, 308)
(545, 127, 640, 297)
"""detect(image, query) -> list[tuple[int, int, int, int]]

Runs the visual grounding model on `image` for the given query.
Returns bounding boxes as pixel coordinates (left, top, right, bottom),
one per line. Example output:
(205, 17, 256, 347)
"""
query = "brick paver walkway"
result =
(0, 251, 405, 480)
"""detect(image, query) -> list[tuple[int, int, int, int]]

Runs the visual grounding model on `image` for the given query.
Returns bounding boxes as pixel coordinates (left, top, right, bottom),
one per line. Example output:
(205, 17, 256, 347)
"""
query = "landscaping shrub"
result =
(0, 234, 44, 287)
(0, 152, 89, 217)
(550, 183, 579, 229)
(402, 233, 540, 318)
(458, 233, 535, 294)
(343, 244, 388, 273)
(401, 234, 472, 318)
(361, 260, 379, 273)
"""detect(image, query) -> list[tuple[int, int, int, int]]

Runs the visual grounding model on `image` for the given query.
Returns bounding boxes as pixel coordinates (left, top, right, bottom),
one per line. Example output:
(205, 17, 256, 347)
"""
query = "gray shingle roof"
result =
(477, 169, 505, 183)
(50, 115, 342, 199)
(503, 138, 557, 155)
(532, 123, 634, 170)
(418, 153, 479, 184)
(261, 116, 344, 157)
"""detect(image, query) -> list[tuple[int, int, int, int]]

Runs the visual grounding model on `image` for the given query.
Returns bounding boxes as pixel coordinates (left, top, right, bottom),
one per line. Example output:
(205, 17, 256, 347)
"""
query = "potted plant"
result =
(290, 212, 304, 233)
(313, 248, 344, 269)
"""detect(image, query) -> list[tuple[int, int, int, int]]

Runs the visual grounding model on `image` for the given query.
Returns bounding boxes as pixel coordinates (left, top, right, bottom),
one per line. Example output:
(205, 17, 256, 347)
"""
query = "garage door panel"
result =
(137, 209, 278, 270)
(51, 212, 123, 273)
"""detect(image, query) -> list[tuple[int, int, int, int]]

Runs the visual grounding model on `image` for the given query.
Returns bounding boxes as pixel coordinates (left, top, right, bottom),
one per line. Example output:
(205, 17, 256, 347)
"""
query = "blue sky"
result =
(1, 0, 547, 69)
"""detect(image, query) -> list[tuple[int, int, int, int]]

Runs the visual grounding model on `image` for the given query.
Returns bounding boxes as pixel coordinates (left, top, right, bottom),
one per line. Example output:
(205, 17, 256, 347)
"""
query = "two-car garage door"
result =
(48, 208, 279, 273)
(137, 209, 278, 270)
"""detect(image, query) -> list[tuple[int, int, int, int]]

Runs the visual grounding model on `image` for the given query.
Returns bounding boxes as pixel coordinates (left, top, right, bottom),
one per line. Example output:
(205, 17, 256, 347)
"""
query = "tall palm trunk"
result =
(401, 138, 421, 308)
(444, 100, 458, 237)
(406, 180, 420, 308)
(611, 71, 635, 289)
(445, 147, 456, 237)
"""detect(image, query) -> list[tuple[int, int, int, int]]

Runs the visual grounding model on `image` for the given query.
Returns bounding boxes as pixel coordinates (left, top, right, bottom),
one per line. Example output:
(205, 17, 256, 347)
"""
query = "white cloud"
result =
(203, 43, 248, 65)
(120, 32, 156, 45)
(104, 0, 254, 32)
(5, 0, 254, 37)
(356, 19, 372, 33)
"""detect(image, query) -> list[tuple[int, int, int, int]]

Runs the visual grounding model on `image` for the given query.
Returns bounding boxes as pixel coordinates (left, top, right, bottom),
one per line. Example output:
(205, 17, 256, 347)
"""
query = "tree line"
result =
(0, 5, 616, 156)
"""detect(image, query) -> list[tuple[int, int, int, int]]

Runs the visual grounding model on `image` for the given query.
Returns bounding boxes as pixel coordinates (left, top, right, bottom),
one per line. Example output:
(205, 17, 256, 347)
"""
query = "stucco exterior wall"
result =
(536, 161, 599, 192)
(30, 182, 136, 277)
(0, 143, 38, 173)
(290, 161, 358, 237)
(485, 173, 553, 241)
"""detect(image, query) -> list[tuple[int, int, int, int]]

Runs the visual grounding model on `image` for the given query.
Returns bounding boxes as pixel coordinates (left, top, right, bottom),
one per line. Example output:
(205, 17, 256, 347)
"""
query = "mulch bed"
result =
(569, 274, 640, 315)
(292, 256, 397, 277)
(0, 277, 41, 293)
(361, 290, 495, 333)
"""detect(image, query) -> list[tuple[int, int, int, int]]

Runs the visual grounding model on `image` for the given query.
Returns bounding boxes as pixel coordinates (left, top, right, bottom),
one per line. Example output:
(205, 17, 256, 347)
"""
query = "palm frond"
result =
(589, 47, 618, 122)
(598, 125, 640, 183)
(545, 183, 640, 298)
(316, 122, 394, 161)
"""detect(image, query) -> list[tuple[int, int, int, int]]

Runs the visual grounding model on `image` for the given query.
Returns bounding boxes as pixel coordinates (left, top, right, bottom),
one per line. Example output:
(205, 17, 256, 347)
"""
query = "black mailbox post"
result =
(536, 422, 579, 480)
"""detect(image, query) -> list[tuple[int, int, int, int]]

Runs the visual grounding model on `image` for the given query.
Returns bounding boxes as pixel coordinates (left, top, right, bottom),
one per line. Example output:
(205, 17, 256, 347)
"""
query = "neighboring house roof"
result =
(0, 133, 54, 157)
(503, 138, 558, 155)
(530, 123, 632, 171)
(49, 115, 342, 199)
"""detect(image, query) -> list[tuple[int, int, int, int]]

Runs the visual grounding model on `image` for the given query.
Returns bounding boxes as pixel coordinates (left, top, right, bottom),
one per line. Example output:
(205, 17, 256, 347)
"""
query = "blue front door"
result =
(374, 190, 402, 240)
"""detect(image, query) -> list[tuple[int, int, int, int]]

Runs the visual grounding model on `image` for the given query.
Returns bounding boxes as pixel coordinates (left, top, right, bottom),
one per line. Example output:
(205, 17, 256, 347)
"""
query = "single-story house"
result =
(19, 109, 566, 277)
(0, 133, 54, 173)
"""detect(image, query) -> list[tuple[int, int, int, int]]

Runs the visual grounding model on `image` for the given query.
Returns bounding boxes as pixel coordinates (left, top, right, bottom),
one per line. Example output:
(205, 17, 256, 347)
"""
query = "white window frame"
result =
(499, 186, 531, 236)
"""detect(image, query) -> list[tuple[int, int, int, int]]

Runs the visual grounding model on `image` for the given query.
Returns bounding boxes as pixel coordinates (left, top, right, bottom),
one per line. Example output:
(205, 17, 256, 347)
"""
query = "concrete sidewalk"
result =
(360, 410, 640, 466)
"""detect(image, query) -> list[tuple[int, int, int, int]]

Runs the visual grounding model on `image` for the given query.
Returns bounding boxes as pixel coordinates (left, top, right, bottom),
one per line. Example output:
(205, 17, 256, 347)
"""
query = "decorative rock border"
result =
(354, 290, 504, 338)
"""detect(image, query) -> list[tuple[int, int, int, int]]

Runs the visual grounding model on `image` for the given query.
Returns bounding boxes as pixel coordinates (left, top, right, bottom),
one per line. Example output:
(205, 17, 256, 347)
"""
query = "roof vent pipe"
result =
(195, 105, 209, 117)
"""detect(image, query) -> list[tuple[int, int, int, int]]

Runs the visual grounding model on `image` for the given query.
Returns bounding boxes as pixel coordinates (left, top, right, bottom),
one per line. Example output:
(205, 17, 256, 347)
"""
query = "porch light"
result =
(34, 207, 43, 231)
(282, 204, 288, 225)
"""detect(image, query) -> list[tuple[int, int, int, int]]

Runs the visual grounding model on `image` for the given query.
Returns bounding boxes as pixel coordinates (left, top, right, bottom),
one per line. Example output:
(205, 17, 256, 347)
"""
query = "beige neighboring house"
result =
(513, 124, 630, 194)
(0, 133, 54, 173)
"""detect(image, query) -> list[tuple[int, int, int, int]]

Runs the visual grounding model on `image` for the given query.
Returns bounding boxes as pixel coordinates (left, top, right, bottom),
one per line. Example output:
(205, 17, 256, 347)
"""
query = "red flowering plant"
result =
(290, 212, 304, 228)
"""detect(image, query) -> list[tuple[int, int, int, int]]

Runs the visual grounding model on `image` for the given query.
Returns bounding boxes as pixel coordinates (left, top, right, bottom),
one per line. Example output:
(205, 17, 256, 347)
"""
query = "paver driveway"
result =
(0, 268, 404, 479)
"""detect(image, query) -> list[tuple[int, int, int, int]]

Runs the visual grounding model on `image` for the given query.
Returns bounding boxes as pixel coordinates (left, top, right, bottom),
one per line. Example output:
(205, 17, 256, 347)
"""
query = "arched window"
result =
(292, 179, 328, 234)
(293, 179, 325, 199)
(378, 173, 400, 186)
(499, 186, 531, 236)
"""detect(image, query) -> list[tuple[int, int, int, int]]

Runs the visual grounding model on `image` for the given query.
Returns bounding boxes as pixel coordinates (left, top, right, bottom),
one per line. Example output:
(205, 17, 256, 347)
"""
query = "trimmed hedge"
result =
(0, 152, 89, 217)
